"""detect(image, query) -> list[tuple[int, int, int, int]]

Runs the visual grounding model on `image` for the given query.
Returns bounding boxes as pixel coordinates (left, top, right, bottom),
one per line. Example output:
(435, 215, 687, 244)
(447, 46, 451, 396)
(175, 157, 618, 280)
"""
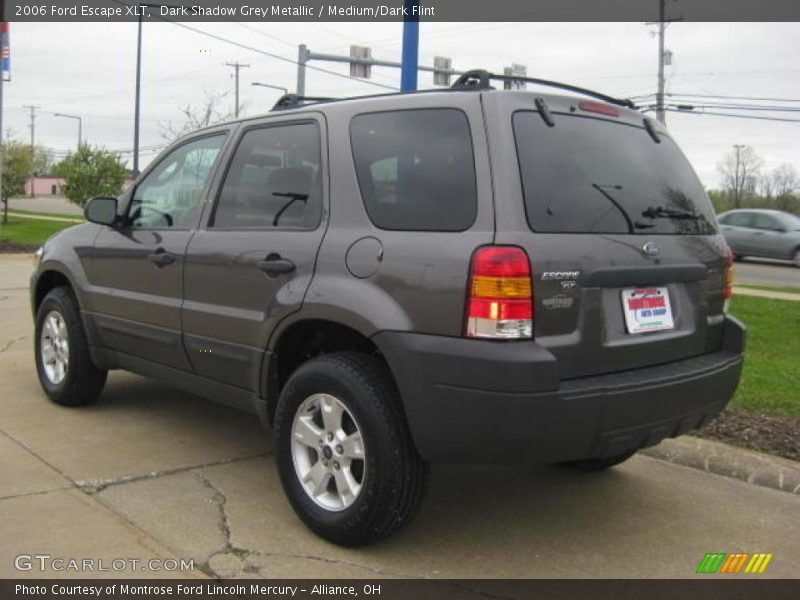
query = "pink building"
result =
(24, 177, 135, 197)
(25, 177, 65, 196)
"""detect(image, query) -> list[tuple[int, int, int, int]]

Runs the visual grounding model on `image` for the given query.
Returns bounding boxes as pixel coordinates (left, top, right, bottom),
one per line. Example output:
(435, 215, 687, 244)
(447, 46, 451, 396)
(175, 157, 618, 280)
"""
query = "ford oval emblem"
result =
(643, 242, 661, 257)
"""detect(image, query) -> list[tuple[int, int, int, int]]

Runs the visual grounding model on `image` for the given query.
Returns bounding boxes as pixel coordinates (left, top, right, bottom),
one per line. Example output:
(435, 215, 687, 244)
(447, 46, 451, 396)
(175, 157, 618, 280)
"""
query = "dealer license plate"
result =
(621, 287, 674, 334)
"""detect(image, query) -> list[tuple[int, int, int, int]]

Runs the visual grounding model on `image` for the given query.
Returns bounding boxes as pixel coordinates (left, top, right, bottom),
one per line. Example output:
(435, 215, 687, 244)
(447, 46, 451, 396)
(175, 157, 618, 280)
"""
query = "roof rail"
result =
(451, 69, 636, 108)
(271, 94, 337, 111)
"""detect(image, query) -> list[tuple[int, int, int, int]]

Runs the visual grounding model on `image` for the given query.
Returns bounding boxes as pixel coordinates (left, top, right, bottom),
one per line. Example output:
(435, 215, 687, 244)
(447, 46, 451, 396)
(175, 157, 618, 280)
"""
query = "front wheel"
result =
(793, 249, 800, 268)
(34, 287, 107, 406)
(274, 352, 428, 546)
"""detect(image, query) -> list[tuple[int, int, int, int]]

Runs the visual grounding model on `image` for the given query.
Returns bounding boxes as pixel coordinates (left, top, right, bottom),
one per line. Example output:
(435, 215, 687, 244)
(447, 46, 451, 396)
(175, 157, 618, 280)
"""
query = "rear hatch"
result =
(486, 91, 729, 379)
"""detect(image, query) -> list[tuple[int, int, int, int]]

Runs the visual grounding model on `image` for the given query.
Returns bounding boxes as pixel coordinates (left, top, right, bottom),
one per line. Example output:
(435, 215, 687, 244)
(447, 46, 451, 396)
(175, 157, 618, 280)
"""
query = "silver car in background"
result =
(718, 209, 800, 267)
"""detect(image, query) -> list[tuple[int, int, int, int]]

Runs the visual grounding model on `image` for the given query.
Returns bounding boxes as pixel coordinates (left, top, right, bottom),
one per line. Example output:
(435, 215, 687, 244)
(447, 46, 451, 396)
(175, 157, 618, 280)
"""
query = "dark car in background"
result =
(718, 209, 800, 267)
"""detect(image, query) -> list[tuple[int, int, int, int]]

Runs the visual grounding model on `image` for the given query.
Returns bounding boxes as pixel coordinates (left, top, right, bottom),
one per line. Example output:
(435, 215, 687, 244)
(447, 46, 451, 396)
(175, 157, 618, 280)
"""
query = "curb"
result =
(641, 436, 800, 495)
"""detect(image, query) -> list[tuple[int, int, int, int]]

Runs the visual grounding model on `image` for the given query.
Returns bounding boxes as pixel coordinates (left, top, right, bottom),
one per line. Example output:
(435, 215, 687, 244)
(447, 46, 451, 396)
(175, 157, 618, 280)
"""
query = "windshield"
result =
(513, 111, 717, 235)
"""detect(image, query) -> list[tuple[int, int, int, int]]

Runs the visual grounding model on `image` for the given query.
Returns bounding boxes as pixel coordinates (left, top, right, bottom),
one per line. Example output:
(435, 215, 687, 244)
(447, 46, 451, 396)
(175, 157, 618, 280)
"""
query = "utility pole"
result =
(733, 144, 745, 208)
(655, 0, 666, 124)
(22, 104, 39, 197)
(225, 61, 250, 118)
(649, 0, 682, 125)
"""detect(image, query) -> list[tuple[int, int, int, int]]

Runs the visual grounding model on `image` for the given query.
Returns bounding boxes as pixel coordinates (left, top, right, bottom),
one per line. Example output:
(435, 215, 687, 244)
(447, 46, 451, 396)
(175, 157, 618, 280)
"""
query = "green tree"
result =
(1, 139, 34, 224)
(53, 145, 127, 207)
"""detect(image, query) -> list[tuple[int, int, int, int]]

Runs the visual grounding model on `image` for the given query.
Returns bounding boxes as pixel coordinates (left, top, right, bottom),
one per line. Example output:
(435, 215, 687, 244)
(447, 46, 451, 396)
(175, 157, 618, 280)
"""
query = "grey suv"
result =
(31, 70, 744, 546)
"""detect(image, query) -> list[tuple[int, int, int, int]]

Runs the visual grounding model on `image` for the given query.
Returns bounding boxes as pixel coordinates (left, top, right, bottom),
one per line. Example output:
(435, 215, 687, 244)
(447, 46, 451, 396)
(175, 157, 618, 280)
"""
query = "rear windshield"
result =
(513, 111, 717, 235)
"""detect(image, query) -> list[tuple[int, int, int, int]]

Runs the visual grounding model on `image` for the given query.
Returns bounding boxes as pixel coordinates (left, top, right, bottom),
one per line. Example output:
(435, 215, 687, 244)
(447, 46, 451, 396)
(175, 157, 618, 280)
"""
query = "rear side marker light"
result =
(578, 100, 620, 117)
(465, 246, 533, 340)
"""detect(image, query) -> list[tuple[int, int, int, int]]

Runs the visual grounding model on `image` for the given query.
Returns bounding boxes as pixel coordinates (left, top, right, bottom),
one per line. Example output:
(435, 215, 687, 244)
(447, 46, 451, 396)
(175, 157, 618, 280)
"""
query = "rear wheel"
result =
(564, 449, 637, 472)
(793, 249, 800, 268)
(275, 352, 428, 546)
(34, 287, 107, 406)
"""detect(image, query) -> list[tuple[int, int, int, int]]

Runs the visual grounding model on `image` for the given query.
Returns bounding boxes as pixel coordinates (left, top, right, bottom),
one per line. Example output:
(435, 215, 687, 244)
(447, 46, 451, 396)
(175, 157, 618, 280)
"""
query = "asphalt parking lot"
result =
(1, 254, 799, 580)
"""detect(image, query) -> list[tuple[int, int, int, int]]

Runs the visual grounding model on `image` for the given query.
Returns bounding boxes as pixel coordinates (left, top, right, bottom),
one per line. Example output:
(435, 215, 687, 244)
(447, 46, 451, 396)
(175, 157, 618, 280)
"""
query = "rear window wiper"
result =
(635, 205, 701, 229)
(641, 205, 701, 220)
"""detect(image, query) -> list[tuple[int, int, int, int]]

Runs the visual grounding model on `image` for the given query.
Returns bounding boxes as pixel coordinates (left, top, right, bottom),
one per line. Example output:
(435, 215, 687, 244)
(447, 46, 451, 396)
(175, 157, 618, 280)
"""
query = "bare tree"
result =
(767, 163, 799, 212)
(160, 91, 241, 142)
(717, 145, 763, 209)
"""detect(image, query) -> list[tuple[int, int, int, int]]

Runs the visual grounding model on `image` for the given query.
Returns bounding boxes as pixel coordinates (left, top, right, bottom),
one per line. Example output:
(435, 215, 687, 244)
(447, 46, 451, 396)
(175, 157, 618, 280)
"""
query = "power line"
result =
(664, 102, 800, 112)
(665, 92, 800, 103)
(665, 108, 800, 123)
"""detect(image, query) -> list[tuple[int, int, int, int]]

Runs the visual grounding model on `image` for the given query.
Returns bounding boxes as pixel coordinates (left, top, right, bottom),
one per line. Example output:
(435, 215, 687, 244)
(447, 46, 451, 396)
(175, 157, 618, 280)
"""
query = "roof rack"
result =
(271, 94, 337, 111)
(451, 69, 636, 108)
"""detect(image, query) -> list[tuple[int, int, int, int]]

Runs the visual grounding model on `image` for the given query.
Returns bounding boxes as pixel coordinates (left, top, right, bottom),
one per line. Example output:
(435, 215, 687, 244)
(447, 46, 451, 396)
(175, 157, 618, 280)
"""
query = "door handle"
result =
(148, 248, 176, 267)
(257, 254, 296, 277)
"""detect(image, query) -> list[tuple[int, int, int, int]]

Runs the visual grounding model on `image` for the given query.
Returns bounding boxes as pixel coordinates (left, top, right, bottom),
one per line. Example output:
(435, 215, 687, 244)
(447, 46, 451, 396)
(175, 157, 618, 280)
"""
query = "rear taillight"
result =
(723, 246, 735, 308)
(465, 246, 533, 339)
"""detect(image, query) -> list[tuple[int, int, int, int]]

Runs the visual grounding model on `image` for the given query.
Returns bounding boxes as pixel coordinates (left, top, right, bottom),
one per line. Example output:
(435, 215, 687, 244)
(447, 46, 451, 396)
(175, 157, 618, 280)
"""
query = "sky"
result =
(3, 21, 799, 187)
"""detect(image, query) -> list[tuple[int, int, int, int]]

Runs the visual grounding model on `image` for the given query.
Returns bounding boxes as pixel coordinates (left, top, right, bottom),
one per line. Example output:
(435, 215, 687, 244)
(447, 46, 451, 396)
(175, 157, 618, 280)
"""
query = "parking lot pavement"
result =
(2, 254, 799, 579)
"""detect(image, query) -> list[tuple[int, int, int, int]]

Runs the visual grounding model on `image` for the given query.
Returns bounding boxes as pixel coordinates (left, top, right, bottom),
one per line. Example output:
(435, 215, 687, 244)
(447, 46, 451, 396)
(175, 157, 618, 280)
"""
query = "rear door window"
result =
(212, 122, 322, 229)
(751, 213, 780, 231)
(726, 212, 754, 228)
(513, 112, 717, 235)
(350, 109, 477, 231)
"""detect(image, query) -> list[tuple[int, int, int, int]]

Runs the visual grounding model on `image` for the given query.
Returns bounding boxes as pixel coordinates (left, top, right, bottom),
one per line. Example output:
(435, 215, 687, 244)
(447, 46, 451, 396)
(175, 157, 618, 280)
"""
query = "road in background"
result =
(735, 260, 800, 288)
(8, 196, 83, 215)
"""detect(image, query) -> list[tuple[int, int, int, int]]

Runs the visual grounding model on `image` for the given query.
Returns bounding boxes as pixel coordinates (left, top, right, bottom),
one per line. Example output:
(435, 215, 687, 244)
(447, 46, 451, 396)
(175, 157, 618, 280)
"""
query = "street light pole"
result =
(54, 113, 82, 148)
(251, 82, 288, 94)
(133, 2, 184, 177)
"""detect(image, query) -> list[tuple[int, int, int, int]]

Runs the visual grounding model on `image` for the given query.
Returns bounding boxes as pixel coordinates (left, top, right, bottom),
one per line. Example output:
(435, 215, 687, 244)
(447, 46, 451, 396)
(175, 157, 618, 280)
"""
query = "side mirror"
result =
(84, 196, 119, 226)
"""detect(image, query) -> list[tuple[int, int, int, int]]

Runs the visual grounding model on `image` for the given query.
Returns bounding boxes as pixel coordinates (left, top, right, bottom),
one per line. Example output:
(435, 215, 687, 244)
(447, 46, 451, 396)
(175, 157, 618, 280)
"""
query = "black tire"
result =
(564, 449, 637, 472)
(34, 286, 107, 407)
(274, 352, 428, 546)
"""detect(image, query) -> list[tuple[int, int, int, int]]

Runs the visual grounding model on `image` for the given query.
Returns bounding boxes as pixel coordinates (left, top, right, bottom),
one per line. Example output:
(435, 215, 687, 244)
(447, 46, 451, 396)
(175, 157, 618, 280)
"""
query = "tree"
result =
(767, 164, 799, 212)
(33, 146, 55, 177)
(52, 145, 127, 208)
(0, 139, 34, 224)
(717, 145, 763, 209)
(161, 91, 239, 141)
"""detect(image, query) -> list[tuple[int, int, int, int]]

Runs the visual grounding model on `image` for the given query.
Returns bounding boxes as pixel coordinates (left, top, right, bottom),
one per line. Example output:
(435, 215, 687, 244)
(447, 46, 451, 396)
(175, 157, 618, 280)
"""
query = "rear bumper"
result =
(373, 316, 745, 464)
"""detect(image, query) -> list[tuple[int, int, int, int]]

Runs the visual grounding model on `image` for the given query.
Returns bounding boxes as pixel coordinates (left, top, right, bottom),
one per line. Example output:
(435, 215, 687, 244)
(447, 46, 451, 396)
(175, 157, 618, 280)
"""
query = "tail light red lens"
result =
(465, 246, 533, 339)
(723, 247, 735, 303)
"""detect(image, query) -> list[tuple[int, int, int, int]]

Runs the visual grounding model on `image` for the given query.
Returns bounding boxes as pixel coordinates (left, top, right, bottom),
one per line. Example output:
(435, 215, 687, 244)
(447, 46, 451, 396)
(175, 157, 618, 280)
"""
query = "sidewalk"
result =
(6, 211, 83, 224)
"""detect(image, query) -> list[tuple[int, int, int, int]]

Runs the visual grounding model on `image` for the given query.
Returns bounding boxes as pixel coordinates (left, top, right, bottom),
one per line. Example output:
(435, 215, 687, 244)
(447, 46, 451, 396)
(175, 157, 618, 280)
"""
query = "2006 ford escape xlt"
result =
(30, 70, 744, 546)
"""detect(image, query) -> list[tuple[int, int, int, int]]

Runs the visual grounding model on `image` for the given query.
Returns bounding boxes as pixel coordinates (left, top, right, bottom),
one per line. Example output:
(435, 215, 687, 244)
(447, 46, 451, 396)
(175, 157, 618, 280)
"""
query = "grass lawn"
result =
(737, 283, 800, 295)
(0, 217, 79, 247)
(7, 208, 84, 221)
(729, 295, 800, 418)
